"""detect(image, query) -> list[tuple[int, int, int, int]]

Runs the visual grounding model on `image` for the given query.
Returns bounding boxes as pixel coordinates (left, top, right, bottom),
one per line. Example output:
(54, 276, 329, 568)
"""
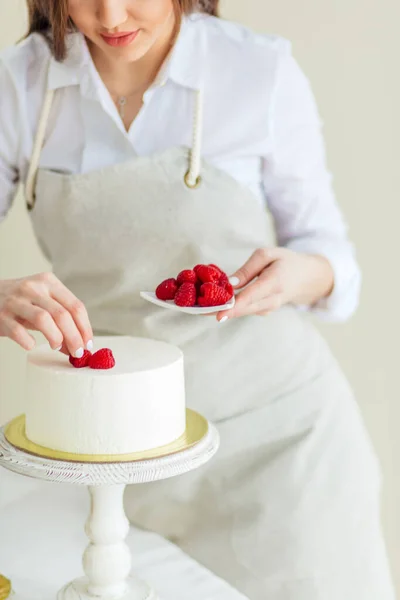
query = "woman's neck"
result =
(88, 17, 177, 98)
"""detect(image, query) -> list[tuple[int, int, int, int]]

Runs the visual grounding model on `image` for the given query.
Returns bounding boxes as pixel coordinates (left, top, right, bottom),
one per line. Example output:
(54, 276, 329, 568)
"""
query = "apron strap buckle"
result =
(184, 172, 202, 189)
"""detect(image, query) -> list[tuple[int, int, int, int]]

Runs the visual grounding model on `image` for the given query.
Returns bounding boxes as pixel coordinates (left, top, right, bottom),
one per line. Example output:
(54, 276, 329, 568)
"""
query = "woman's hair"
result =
(26, 0, 219, 61)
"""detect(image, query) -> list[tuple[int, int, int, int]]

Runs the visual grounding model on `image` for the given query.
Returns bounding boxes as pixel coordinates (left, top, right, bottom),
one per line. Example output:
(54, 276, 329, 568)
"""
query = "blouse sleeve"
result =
(0, 58, 21, 222)
(263, 47, 361, 321)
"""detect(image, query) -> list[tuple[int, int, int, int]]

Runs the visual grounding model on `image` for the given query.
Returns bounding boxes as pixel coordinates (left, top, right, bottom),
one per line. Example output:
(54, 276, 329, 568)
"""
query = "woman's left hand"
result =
(217, 247, 334, 321)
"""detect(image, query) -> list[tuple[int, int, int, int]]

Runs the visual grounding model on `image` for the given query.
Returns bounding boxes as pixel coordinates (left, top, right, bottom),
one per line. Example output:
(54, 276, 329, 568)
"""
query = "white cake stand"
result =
(0, 413, 219, 600)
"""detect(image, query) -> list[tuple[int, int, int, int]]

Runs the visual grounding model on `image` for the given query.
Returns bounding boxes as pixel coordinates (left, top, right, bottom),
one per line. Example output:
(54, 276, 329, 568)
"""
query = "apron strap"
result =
(184, 89, 203, 189)
(25, 88, 55, 211)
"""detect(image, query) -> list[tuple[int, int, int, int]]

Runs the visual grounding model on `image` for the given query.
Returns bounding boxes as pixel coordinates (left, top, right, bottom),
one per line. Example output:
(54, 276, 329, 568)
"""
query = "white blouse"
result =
(0, 14, 361, 321)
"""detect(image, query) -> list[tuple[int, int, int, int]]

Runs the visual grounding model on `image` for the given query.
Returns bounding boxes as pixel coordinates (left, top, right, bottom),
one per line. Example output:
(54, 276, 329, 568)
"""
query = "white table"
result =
(0, 469, 248, 600)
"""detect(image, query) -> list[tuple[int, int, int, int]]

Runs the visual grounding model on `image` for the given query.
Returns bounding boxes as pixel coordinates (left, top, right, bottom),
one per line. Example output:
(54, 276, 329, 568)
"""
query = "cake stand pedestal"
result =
(0, 417, 219, 600)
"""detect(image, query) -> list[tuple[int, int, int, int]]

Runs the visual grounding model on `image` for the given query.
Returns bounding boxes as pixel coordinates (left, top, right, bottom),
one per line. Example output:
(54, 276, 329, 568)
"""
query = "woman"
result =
(0, 1, 395, 598)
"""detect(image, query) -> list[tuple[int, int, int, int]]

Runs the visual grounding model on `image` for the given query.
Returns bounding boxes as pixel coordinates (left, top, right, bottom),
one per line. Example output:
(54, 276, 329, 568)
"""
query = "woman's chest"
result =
(37, 85, 268, 206)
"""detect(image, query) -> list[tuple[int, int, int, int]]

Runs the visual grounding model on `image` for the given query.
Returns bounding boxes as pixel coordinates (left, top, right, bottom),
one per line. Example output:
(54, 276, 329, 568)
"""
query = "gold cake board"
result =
(0, 576, 11, 600)
(4, 409, 208, 464)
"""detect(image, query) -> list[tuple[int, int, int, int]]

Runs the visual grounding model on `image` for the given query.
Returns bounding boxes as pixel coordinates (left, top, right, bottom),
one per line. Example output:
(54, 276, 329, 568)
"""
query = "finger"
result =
(219, 271, 278, 319)
(15, 317, 69, 354)
(14, 318, 40, 331)
(32, 296, 87, 357)
(229, 247, 281, 288)
(235, 271, 279, 307)
(0, 314, 36, 351)
(217, 294, 283, 321)
(11, 298, 64, 350)
(59, 341, 70, 356)
(50, 281, 93, 351)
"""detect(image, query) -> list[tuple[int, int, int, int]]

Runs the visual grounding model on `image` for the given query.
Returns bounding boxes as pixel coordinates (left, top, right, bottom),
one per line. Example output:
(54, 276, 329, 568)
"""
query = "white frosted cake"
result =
(25, 336, 186, 455)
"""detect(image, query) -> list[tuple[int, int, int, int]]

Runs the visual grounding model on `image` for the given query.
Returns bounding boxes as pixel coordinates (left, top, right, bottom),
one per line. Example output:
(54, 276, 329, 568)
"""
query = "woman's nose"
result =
(98, 0, 128, 31)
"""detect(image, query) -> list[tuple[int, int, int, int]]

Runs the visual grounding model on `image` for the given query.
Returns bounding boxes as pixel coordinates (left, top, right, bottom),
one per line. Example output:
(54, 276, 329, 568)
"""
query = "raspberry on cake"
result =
(88, 348, 116, 370)
(69, 350, 92, 368)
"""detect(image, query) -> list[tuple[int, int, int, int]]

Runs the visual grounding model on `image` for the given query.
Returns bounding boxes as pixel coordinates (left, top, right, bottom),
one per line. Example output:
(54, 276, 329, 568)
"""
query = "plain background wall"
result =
(0, 0, 399, 592)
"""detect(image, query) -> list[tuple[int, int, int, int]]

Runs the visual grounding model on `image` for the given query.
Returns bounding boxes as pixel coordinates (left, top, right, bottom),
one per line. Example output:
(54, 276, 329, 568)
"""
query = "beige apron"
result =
(25, 84, 395, 599)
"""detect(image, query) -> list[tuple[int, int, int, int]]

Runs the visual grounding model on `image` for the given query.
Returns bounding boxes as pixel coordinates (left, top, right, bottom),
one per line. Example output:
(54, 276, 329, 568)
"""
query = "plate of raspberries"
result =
(141, 264, 236, 314)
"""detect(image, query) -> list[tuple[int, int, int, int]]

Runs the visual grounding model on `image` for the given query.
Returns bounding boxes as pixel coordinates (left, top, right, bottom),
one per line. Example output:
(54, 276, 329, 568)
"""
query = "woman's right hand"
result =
(0, 272, 93, 357)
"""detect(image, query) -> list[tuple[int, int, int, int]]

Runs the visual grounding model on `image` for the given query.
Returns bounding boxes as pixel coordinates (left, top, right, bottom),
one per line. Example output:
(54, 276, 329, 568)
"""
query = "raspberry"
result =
(208, 266, 233, 295)
(218, 272, 229, 286)
(209, 264, 223, 274)
(224, 282, 234, 298)
(174, 282, 197, 307)
(156, 278, 178, 301)
(195, 264, 221, 284)
(177, 269, 198, 285)
(89, 348, 116, 370)
(198, 283, 232, 307)
(69, 350, 92, 368)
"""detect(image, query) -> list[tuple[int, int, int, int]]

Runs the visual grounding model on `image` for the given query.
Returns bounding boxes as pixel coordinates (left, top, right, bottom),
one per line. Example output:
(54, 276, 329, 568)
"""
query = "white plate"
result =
(140, 291, 235, 315)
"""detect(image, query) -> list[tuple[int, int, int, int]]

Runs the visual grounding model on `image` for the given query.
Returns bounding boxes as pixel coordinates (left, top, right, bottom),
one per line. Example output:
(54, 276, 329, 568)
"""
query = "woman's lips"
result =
(101, 31, 140, 47)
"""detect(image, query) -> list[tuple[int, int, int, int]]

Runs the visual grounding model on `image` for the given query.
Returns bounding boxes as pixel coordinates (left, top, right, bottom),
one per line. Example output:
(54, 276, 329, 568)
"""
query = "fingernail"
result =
(50, 343, 62, 351)
(86, 340, 94, 351)
(218, 316, 229, 324)
(229, 276, 240, 286)
(75, 347, 84, 358)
